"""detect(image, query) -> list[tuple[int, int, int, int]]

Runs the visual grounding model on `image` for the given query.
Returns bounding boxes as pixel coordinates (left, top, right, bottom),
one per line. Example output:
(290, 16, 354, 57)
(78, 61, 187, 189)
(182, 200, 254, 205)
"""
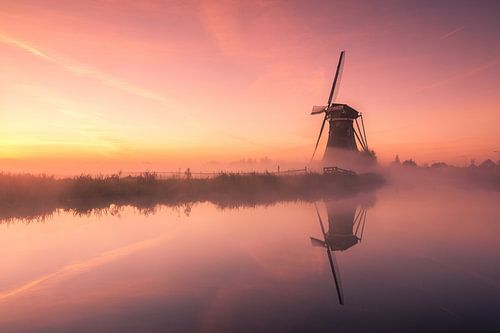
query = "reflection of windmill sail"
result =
(310, 197, 371, 305)
(310, 204, 344, 305)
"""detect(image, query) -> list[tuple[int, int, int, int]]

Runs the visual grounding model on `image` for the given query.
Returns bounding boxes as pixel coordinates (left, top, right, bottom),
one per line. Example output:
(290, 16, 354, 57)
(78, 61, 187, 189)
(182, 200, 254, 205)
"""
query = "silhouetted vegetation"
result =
(402, 159, 417, 167)
(387, 158, 500, 190)
(0, 171, 384, 222)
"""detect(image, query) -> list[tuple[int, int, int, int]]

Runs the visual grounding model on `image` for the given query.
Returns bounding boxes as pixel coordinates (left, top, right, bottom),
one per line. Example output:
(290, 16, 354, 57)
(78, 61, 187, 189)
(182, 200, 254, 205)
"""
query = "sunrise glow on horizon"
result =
(1, 0, 499, 174)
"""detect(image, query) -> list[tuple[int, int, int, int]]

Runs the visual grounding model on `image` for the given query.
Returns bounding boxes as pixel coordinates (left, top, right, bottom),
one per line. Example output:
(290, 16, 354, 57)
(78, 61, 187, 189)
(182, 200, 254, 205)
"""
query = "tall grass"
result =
(0, 171, 384, 222)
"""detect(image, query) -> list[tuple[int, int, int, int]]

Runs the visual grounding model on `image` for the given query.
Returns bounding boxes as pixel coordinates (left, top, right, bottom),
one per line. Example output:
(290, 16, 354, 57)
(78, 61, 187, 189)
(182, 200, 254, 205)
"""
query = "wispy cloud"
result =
(47, 100, 104, 121)
(417, 56, 500, 92)
(199, 1, 244, 57)
(0, 33, 174, 106)
(4, 82, 105, 121)
(440, 26, 465, 40)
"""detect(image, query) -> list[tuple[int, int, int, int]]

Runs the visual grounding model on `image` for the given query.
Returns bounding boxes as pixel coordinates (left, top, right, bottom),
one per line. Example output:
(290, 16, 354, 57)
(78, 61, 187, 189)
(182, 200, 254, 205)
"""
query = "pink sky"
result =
(0, 0, 499, 173)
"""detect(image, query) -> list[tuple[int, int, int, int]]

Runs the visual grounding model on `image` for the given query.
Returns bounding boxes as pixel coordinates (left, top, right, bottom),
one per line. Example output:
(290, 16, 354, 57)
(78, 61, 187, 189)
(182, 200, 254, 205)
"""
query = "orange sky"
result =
(0, 0, 499, 173)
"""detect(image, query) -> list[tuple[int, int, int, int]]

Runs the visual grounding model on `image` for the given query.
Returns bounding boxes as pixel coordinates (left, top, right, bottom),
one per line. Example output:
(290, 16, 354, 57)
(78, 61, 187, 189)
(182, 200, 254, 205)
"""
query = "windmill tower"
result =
(310, 51, 371, 166)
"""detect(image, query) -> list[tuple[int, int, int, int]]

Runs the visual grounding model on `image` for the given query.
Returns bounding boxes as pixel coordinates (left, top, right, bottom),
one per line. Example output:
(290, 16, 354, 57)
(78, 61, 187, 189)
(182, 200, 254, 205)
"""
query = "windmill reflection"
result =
(310, 197, 372, 305)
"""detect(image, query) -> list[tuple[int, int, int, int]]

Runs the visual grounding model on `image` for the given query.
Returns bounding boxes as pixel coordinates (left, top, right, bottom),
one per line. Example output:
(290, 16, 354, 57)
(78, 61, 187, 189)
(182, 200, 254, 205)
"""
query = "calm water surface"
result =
(0, 185, 498, 332)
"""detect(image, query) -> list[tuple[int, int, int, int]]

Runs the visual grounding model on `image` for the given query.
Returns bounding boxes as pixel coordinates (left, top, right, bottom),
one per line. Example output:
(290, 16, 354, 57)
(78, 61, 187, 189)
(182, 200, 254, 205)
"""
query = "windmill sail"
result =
(309, 50, 371, 163)
(327, 51, 345, 107)
(310, 113, 328, 162)
(310, 51, 346, 162)
(311, 105, 328, 115)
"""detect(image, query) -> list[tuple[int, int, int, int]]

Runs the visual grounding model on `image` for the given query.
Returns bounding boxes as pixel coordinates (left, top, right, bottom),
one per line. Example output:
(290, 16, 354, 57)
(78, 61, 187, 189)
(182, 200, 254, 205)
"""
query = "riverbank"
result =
(0, 171, 384, 221)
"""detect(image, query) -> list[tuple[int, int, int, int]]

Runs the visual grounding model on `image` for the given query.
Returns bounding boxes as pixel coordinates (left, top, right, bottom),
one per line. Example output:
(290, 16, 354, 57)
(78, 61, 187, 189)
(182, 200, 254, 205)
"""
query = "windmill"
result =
(310, 199, 369, 305)
(310, 51, 370, 164)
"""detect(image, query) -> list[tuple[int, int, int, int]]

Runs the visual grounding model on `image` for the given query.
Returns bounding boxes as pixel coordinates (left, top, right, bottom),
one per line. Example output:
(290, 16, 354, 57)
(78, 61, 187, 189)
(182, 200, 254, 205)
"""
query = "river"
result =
(0, 184, 498, 332)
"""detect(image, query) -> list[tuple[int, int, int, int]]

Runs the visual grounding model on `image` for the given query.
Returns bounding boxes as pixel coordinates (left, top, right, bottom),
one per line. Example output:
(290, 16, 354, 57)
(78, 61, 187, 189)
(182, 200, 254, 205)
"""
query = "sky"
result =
(0, 0, 499, 173)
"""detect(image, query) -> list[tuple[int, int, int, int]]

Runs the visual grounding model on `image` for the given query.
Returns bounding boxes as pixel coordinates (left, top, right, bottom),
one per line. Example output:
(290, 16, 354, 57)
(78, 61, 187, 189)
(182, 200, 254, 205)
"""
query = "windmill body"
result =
(310, 52, 371, 166)
(326, 104, 360, 153)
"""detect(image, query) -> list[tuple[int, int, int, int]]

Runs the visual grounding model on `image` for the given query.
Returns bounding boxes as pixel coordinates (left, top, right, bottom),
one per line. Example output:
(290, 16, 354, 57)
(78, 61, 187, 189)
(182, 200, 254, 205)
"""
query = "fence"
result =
(322, 166, 356, 176)
(122, 167, 309, 179)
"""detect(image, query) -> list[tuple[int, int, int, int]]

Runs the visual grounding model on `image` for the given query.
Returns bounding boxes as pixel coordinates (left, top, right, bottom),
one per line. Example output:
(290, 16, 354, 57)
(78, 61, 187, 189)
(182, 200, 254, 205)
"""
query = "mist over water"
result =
(0, 178, 498, 332)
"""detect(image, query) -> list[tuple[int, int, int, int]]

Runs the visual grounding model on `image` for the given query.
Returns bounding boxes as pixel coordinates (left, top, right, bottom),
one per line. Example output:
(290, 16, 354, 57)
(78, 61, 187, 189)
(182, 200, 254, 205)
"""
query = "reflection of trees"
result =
(0, 173, 383, 223)
(1, 192, 379, 224)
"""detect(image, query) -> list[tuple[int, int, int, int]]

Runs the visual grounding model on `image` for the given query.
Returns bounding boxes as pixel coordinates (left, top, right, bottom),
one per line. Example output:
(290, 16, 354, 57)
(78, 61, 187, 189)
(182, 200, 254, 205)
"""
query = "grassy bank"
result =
(0, 171, 384, 221)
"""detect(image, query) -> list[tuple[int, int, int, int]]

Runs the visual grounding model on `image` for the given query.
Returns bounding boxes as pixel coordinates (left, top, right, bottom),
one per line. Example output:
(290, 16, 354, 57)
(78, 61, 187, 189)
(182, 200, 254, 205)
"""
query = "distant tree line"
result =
(390, 155, 500, 170)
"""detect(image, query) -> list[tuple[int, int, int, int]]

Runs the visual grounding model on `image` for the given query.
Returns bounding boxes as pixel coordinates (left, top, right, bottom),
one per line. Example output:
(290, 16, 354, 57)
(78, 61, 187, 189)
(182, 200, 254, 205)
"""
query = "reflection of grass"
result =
(0, 171, 384, 222)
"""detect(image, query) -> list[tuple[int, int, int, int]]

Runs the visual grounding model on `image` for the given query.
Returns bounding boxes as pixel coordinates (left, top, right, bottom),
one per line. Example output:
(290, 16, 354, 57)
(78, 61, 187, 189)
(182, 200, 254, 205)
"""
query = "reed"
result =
(0, 171, 384, 222)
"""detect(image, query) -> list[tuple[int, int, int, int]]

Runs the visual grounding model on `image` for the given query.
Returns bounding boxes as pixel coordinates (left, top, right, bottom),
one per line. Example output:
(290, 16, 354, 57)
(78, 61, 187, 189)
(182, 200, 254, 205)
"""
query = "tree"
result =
(402, 159, 417, 167)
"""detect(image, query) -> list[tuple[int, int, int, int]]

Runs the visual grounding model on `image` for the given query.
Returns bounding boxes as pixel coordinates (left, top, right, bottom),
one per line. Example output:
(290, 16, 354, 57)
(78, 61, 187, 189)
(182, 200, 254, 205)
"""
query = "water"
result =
(0, 185, 498, 332)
